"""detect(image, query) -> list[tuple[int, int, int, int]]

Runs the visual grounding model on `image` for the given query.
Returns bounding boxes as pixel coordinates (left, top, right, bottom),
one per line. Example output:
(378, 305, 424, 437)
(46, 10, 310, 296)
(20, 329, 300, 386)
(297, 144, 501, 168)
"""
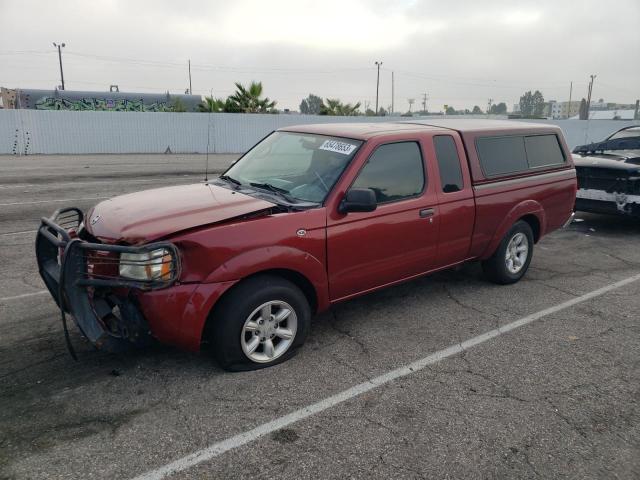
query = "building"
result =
(569, 109, 637, 120)
(0, 87, 202, 112)
(590, 99, 637, 111)
(545, 100, 561, 118)
(545, 100, 581, 119)
(559, 101, 581, 119)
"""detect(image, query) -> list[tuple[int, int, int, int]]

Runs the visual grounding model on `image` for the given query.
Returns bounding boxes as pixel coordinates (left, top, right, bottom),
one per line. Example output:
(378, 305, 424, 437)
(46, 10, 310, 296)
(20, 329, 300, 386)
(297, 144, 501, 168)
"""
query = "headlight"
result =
(119, 248, 173, 281)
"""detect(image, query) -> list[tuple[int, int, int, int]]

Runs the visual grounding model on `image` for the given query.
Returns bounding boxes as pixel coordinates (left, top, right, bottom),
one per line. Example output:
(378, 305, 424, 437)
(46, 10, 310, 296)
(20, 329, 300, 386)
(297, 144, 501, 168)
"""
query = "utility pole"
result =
(188, 59, 192, 95)
(567, 81, 573, 119)
(375, 61, 382, 115)
(53, 42, 66, 90)
(487, 98, 493, 115)
(422, 93, 428, 114)
(391, 71, 394, 115)
(586, 74, 596, 119)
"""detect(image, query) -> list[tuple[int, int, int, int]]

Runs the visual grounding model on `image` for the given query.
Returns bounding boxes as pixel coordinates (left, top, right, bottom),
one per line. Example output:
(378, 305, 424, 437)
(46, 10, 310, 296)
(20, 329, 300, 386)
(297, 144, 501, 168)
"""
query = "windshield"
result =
(609, 127, 640, 140)
(223, 131, 362, 203)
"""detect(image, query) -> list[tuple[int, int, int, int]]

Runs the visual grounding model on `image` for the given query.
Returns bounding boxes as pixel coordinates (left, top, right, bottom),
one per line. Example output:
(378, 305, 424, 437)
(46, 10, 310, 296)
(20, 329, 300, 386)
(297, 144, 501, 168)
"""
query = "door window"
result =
(434, 135, 464, 193)
(351, 142, 425, 203)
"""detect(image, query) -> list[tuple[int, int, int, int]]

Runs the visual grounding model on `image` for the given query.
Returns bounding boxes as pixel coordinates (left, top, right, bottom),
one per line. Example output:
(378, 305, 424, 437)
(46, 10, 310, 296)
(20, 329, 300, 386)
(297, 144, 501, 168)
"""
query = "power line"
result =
(60, 51, 375, 74)
(0, 50, 54, 55)
(388, 67, 586, 90)
(3, 49, 633, 101)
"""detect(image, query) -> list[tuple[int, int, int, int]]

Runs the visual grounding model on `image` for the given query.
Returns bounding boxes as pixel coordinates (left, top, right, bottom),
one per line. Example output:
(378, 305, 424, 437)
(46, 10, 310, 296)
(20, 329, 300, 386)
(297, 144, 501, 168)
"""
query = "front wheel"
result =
(206, 275, 311, 371)
(482, 220, 534, 285)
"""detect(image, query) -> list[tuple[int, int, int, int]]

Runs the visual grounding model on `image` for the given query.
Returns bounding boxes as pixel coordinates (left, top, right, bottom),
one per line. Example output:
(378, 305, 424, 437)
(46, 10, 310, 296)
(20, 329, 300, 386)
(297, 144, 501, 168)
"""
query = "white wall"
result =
(0, 109, 637, 155)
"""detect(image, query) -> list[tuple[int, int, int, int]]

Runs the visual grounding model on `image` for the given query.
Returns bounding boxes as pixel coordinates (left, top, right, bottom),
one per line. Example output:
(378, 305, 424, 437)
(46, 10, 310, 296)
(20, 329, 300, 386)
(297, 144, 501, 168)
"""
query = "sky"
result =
(1, 0, 639, 112)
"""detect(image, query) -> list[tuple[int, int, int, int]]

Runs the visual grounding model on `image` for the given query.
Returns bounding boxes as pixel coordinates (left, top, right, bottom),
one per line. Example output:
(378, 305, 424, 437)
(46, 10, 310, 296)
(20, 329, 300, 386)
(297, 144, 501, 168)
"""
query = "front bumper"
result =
(575, 188, 640, 217)
(36, 207, 181, 352)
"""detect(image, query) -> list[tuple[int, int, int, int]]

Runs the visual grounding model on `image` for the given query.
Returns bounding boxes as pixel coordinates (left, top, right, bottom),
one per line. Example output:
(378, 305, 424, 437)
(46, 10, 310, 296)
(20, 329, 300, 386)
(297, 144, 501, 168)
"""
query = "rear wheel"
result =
(482, 220, 534, 284)
(206, 275, 311, 371)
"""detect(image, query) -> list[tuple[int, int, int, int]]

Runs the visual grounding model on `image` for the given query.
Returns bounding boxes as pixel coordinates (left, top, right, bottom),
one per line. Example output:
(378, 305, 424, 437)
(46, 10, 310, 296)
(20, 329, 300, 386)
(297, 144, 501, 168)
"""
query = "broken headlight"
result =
(119, 248, 174, 281)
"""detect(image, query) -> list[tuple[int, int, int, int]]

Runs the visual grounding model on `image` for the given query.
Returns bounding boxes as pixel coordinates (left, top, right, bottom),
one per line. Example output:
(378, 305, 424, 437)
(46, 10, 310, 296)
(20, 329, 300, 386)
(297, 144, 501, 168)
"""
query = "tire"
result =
(482, 220, 534, 285)
(206, 274, 311, 371)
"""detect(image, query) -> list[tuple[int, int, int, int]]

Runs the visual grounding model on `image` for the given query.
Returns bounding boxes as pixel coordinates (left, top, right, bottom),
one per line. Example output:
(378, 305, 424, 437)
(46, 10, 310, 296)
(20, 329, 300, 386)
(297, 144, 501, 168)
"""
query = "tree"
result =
(489, 102, 507, 115)
(378, 107, 388, 116)
(532, 92, 545, 116)
(299, 94, 323, 115)
(226, 81, 276, 113)
(579, 98, 588, 120)
(319, 98, 361, 116)
(365, 108, 376, 116)
(472, 105, 483, 114)
(170, 96, 187, 112)
(197, 96, 225, 112)
(519, 90, 545, 117)
(445, 106, 457, 115)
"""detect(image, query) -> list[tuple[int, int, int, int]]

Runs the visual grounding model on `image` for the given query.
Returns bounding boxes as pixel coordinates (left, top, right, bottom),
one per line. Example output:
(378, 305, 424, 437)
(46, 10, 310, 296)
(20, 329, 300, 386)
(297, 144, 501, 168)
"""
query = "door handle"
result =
(419, 208, 435, 218)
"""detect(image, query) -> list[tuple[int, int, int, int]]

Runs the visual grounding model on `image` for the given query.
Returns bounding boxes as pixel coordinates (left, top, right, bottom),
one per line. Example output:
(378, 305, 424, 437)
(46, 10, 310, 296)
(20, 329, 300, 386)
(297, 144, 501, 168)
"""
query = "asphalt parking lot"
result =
(1, 153, 639, 480)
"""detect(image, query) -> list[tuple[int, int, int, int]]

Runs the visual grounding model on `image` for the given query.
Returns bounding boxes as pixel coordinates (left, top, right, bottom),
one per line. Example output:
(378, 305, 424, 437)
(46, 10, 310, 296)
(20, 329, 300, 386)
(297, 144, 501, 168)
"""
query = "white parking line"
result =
(0, 290, 48, 302)
(130, 272, 640, 480)
(0, 197, 110, 207)
(0, 176, 198, 190)
(0, 229, 37, 237)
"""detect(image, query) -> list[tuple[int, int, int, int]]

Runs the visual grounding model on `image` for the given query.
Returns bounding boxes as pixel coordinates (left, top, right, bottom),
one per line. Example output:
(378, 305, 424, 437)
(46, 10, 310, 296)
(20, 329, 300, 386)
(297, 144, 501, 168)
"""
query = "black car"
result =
(573, 126, 640, 217)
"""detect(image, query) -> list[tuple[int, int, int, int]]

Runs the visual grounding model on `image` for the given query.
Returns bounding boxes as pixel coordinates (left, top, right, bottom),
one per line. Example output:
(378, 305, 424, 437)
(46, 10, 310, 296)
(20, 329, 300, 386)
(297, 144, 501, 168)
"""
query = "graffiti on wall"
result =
(34, 96, 175, 112)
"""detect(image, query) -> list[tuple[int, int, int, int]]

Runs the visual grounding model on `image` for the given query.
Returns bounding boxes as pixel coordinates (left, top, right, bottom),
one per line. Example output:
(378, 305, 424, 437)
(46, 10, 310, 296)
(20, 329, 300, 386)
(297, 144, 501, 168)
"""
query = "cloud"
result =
(174, 0, 443, 51)
(0, 0, 638, 111)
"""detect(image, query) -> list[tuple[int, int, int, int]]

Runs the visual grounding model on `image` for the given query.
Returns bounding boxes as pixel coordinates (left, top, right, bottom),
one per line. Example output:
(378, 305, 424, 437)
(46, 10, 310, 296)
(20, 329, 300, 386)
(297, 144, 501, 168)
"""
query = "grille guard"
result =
(35, 207, 180, 353)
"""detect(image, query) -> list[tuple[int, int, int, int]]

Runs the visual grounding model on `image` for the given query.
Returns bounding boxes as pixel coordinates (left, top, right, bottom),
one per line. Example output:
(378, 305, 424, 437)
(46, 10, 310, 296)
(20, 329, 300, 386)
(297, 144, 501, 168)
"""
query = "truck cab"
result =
(36, 120, 576, 370)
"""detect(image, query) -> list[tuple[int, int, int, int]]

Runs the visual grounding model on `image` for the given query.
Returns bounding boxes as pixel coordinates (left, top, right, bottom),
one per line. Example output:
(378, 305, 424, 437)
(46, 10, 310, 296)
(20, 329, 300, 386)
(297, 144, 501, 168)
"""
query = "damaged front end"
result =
(573, 133, 640, 217)
(36, 207, 180, 356)
(575, 166, 640, 217)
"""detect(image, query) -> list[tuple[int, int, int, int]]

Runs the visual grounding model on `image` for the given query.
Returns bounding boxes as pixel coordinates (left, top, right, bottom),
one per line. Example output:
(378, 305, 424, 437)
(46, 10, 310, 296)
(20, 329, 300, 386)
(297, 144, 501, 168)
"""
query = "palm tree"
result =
(198, 96, 225, 113)
(319, 98, 361, 116)
(171, 96, 187, 112)
(226, 81, 276, 113)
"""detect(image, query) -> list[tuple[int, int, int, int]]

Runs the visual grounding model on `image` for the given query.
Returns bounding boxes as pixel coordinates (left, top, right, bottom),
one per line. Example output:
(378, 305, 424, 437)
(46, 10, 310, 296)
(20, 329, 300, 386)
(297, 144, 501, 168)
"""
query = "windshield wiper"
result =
(249, 182, 296, 203)
(219, 174, 242, 187)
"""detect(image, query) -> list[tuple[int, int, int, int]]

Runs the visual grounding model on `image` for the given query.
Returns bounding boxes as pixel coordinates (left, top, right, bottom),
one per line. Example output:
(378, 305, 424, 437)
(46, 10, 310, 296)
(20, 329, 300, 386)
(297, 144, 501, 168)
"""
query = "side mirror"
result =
(339, 188, 377, 214)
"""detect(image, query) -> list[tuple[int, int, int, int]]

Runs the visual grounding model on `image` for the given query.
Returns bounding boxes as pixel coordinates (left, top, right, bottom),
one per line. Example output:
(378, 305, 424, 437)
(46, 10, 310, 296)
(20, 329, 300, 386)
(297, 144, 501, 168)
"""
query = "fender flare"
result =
(480, 200, 546, 260)
(203, 246, 329, 311)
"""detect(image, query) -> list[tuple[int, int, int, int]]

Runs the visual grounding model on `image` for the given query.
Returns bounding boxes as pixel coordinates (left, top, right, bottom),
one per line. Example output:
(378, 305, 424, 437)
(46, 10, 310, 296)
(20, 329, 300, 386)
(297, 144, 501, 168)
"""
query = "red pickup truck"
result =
(36, 120, 576, 370)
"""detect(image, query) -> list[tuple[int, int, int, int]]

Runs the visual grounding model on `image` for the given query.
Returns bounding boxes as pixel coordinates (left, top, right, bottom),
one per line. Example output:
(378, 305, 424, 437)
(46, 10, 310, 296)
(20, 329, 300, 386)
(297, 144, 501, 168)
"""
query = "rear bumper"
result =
(36, 208, 182, 352)
(562, 211, 575, 228)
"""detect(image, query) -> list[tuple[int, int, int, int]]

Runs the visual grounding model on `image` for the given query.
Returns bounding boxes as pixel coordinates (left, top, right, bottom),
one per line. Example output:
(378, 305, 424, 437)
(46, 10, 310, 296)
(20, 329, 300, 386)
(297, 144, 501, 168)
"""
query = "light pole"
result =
(567, 81, 573, 119)
(53, 42, 66, 90)
(375, 61, 382, 115)
(586, 74, 596, 119)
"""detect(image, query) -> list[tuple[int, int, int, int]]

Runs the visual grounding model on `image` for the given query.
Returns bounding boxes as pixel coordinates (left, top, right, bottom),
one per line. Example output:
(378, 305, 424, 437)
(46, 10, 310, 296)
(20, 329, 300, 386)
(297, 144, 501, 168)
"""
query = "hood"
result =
(85, 183, 275, 244)
(572, 152, 640, 172)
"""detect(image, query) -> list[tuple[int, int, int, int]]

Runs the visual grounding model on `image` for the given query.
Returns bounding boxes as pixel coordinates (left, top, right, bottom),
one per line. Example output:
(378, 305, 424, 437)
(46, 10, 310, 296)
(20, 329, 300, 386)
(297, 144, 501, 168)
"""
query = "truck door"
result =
(326, 139, 440, 301)
(430, 134, 475, 267)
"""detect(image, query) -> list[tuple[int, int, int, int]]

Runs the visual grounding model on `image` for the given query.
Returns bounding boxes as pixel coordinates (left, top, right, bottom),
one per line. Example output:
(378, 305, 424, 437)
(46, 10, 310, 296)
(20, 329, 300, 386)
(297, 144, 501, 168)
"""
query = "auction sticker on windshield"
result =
(319, 139, 357, 155)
